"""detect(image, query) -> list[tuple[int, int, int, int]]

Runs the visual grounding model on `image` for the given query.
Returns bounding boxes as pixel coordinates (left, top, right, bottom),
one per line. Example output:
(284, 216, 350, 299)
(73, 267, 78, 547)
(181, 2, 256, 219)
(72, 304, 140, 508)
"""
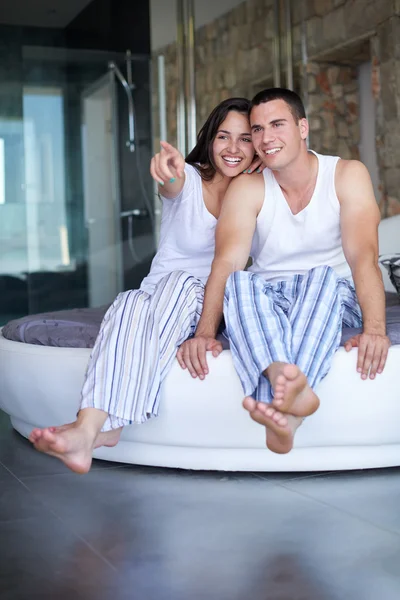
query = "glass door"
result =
(0, 43, 154, 325)
(81, 72, 123, 307)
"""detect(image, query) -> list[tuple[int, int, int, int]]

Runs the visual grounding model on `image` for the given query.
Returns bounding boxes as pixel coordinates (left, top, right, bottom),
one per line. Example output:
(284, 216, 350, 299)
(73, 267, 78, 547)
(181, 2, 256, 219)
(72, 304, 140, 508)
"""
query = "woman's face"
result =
(212, 110, 254, 177)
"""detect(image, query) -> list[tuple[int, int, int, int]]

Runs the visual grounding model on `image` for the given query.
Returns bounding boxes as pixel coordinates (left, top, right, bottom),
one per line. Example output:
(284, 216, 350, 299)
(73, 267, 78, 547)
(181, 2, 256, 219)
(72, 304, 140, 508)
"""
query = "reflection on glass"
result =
(0, 118, 27, 278)
(0, 138, 5, 205)
(81, 74, 122, 307)
(23, 87, 69, 273)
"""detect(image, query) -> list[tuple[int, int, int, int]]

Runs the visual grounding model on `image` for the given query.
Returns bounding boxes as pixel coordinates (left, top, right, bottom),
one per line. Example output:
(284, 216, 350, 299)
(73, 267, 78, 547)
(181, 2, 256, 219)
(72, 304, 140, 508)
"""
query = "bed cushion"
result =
(2, 305, 110, 348)
(3, 293, 400, 349)
(340, 304, 400, 345)
(380, 255, 400, 297)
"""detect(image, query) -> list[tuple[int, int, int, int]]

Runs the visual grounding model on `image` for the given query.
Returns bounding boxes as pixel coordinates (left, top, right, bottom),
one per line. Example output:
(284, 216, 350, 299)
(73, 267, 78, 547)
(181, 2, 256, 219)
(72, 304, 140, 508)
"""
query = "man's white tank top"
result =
(140, 164, 216, 294)
(249, 151, 352, 283)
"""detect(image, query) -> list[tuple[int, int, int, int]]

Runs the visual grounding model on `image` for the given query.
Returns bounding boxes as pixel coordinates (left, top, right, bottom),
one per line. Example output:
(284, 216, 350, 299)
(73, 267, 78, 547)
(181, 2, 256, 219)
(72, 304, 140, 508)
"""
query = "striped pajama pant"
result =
(223, 265, 362, 403)
(80, 271, 205, 431)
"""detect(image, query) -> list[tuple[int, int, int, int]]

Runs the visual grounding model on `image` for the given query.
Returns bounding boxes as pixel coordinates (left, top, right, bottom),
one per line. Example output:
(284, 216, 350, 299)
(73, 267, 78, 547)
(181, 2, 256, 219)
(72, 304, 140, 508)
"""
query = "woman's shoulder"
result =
(184, 162, 201, 180)
(181, 162, 202, 193)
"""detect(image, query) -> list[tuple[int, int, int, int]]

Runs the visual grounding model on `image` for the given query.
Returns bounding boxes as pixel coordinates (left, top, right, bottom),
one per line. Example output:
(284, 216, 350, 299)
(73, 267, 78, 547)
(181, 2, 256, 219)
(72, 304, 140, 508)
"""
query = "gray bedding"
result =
(3, 305, 110, 348)
(3, 294, 400, 349)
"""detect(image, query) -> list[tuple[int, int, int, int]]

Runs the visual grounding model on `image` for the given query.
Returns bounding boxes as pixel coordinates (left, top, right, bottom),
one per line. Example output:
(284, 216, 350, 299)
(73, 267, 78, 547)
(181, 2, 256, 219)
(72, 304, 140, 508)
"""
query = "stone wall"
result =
(372, 16, 400, 216)
(152, 0, 277, 148)
(306, 62, 360, 160)
(152, 0, 400, 216)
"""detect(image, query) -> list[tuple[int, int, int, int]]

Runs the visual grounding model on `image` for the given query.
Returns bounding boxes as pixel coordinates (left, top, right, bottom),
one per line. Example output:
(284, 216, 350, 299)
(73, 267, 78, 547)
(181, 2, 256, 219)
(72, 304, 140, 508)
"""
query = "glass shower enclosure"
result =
(0, 44, 155, 325)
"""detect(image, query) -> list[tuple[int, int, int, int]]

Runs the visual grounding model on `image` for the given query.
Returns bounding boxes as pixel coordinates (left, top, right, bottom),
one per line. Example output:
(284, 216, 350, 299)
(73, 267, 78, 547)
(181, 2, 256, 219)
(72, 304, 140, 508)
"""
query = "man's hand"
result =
(344, 333, 391, 379)
(177, 336, 223, 379)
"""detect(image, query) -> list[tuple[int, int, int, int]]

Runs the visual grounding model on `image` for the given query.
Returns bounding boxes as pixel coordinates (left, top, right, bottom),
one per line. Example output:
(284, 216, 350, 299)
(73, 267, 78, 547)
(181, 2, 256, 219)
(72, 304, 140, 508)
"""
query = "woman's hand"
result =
(244, 154, 265, 175)
(150, 141, 185, 187)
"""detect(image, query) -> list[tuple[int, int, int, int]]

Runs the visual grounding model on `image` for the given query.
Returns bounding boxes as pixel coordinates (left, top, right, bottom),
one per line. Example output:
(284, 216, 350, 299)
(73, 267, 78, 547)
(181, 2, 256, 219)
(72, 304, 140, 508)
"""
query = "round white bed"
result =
(0, 215, 399, 472)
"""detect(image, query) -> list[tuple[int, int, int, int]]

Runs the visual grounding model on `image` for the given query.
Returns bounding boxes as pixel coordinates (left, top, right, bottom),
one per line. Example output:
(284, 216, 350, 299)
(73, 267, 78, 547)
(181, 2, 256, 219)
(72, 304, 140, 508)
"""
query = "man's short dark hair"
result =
(250, 88, 306, 123)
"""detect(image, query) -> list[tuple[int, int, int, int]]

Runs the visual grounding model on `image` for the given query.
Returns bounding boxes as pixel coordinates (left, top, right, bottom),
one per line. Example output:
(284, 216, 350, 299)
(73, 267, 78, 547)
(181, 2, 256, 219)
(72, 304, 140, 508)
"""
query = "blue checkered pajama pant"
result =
(223, 265, 363, 402)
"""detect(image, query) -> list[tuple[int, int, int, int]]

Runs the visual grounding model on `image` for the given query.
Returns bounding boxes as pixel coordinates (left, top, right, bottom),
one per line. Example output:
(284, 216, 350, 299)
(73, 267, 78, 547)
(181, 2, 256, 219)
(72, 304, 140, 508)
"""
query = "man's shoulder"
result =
(225, 172, 264, 213)
(335, 159, 370, 188)
(334, 159, 376, 207)
(314, 151, 366, 175)
(336, 158, 367, 174)
(229, 172, 265, 192)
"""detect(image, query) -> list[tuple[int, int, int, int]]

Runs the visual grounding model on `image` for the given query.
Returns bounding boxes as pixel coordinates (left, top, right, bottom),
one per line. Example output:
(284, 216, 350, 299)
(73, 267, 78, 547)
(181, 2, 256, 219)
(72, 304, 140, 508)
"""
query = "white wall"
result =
(150, 0, 244, 51)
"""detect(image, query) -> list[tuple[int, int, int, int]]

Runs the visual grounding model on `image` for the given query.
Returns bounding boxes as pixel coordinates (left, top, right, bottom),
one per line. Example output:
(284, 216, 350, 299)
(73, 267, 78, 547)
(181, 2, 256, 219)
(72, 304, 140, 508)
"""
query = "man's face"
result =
(250, 99, 308, 170)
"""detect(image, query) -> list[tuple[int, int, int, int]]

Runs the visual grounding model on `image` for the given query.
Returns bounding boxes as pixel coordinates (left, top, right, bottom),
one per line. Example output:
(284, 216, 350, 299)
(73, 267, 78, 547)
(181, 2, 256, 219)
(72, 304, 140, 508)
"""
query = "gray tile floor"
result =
(1, 411, 400, 600)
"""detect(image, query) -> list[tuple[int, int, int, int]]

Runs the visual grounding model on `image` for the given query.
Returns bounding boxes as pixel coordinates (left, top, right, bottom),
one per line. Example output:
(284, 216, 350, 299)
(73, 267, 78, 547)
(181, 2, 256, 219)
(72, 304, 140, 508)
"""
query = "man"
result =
(177, 88, 390, 454)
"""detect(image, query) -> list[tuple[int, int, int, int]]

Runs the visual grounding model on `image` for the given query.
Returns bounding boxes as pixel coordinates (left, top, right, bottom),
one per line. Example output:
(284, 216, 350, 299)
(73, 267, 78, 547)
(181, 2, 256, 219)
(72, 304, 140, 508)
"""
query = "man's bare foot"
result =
(243, 396, 302, 454)
(243, 397, 303, 454)
(265, 363, 319, 417)
(30, 424, 122, 450)
(32, 426, 96, 474)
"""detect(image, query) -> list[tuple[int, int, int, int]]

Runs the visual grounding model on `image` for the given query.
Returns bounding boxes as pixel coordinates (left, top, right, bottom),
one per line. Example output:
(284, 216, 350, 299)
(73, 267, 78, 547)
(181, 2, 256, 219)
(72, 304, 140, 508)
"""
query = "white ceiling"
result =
(0, 0, 93, 28)
(150, 0, 244, 50)
(0, 0, 244, 50)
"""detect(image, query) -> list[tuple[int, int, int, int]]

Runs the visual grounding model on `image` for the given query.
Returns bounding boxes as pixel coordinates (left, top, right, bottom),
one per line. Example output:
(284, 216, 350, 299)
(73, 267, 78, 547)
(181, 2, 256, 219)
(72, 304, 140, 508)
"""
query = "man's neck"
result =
(273, 148, 317, 195)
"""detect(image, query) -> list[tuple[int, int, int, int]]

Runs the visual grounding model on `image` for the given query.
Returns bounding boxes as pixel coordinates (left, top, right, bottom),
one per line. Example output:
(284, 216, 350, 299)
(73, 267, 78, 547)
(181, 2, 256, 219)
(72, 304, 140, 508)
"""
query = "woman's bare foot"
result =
(265, 363, 320, 417)
(243, 397, 303, 454)
(32, 425, 97, 474)
(30, 424, 122, 450)
(29, 428, 43, 444)
(49, 424, 122, 449)
(93, 428, 122, 449)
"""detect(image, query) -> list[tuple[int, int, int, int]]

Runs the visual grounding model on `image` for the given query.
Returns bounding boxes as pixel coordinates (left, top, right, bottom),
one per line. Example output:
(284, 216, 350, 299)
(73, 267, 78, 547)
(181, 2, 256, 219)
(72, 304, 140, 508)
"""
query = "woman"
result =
(29, 97, 261, 473)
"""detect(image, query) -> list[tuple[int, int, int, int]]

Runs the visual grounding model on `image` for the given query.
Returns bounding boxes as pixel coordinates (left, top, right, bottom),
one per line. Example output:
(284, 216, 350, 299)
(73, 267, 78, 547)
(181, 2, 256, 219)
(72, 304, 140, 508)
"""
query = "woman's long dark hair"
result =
(186, 97, 251, 181)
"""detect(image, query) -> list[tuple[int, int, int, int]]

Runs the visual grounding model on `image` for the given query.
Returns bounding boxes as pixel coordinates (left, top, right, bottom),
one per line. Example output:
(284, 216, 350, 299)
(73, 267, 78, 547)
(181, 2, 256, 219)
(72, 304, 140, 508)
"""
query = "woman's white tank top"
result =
(140, 164, 217, 294)
(249, 151, 352, 283)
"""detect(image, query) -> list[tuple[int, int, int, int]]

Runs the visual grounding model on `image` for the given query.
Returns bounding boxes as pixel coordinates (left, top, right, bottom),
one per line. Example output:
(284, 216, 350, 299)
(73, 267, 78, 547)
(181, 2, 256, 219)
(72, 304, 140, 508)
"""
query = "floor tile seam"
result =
(0, 515, 56, 525)
(255, 468, 400, 483)
(16, 477, 118, 572)
(277, 481, 400, 539)
(17, 464, 130, 482)
(0, 461, 30, 488)
(0, 461, 119, 569)
(251, 471, 332, 483)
